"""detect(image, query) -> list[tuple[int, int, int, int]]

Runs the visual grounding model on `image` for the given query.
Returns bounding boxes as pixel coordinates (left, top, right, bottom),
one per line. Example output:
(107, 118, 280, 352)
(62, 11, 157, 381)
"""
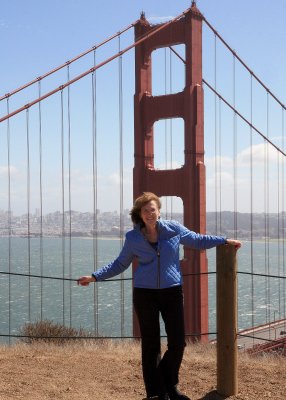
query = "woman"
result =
(77, 192, 241, 400)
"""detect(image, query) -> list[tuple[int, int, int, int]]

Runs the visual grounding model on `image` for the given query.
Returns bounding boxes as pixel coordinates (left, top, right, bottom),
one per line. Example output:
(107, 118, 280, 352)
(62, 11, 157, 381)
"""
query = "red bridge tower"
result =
(133, 3, 208, 341)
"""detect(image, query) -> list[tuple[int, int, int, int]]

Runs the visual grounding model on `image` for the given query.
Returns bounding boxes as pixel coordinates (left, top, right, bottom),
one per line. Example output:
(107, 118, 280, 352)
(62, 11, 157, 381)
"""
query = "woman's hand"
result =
(226, 239, 242, 250)
(77, 275, 96, 286)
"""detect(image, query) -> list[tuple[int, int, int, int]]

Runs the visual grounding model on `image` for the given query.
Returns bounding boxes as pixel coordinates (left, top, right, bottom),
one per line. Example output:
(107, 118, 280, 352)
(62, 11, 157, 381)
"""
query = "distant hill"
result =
(162, 211, 286, 240)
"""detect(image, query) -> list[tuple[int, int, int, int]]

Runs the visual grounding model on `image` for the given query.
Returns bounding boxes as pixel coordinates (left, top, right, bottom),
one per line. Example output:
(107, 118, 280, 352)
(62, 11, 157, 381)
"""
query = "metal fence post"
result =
(216, 244, 238, 396)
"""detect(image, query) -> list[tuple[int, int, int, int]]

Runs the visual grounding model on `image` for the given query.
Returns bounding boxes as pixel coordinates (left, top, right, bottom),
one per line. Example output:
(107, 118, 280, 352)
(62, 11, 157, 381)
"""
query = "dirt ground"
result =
(0, 341, 285, 400)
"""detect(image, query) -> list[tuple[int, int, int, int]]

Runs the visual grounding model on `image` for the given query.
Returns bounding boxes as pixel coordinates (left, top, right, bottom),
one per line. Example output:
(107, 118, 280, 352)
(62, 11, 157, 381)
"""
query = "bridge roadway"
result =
(236, 318, 286, 350)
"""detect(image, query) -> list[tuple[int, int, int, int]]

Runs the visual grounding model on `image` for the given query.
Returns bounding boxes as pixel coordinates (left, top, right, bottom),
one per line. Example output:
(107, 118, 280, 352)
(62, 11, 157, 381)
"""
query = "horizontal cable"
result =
(0, 22, 136, 102)
(0, 6, 191, 123)
(0, 331, 215, 340)
(0, 270, 77, 282)
(238, 271, 286, 280)
(0, 270, 216, 282)
(1, 269, 285, 283)
(202, 17, 286, 111)
(203, 79, 286, 157)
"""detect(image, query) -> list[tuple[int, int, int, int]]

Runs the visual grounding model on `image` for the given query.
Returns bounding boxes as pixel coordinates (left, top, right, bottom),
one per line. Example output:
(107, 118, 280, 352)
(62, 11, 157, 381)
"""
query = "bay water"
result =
(0, 237, 285, 343)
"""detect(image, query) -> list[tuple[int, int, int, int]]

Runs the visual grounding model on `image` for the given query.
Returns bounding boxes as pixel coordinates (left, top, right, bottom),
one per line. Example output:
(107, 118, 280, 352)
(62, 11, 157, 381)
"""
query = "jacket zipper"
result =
(157, 248, 160, 288)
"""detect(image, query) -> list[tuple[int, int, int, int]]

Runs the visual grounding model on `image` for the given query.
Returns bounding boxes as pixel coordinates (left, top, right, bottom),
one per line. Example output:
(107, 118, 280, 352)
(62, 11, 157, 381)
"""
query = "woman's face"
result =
(140, 200, 160, 226)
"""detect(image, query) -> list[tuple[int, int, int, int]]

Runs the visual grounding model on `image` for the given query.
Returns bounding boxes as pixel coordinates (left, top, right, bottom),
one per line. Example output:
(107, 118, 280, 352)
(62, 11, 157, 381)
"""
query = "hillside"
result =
(0, 341, 285, 400)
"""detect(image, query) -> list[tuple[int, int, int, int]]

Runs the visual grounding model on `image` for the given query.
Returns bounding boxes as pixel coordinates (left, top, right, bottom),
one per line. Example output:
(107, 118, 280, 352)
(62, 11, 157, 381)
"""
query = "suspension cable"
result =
(202, 17, 286, 111)
(265, 93, 270, 325)
(169, 47, 174, 217)
(6, 98, 12, 344)
(0, 22, 136, 102)
(218, 97, 222, 234)
(25, 108, 31, 322)
(91, 50, 99, 336)
(283, 108, 286, 329)
(67, 64, 72, 328)
(214, 34, 218, 234)
(277, 149, 281, 319)
(0, 6, 192, 123)
(38, 80, 44, 321)
(250, 74, 255, 344)
(118, 34, 125, 337)
(164, 48, 168, 216)
(202, 79, 286, 157)
(233, 55, 237, 238)
(60, 89, 66, 326)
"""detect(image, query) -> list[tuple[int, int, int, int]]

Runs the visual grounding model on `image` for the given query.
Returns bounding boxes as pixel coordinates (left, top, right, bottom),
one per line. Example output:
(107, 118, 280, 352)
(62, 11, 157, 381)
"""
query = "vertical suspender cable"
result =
(26, 108, 31, 322)
(233, 55, 237, 238)
(250, 74, 255, 344)
(277, 149, 281, 318)
(264, 92, 270, 326)
(263, 133, 268, 324)
(60, 89, 66, 326)
(169, 47, 173, 217)
(164, 48, 168, 217)
(282, 108, 286, 329)
(6, 99, 12, 343)
(118, 34, 125, 336)
(214, 35, 218, 234)
(38, 81, 44, 321)
(67, 64, 72, 327)
(267, 93, 270, 326)
(218, 97, 222, 234)
(92, 51, 99, 335)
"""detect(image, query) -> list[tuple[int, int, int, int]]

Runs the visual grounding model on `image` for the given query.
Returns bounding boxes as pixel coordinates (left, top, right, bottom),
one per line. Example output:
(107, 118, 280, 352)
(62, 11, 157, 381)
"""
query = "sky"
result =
(1, 0, 286, 216)
(1, 0, 285, 98)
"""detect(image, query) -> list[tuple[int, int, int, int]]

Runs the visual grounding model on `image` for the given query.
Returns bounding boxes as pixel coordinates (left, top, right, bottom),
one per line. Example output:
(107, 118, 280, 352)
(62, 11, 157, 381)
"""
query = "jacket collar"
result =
(134, 218, 163, 232)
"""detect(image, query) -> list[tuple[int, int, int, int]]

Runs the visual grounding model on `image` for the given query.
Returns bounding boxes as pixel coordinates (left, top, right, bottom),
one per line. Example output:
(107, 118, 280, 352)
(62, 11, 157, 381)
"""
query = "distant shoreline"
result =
(0, 235, 122, 240)
(0, 235, 285, 243)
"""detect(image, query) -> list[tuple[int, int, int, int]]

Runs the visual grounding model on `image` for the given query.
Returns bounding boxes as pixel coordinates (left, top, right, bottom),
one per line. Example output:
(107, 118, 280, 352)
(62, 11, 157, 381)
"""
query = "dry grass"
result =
(0, 340, 285, 400)
(19, 320, 97, 345)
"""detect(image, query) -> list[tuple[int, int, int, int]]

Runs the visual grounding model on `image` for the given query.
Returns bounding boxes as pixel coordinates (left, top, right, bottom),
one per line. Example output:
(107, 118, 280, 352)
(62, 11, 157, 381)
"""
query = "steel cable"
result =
(118, 35, 125, 337)
(6, 98, 12, 343)
(25, 108, 32, 322)
(38, 81, 44, 321)
(60, 90, 66, 325)
(0, 22, 136, 102)
(67, 64, 72, 327)
(92, 50, 99, 336)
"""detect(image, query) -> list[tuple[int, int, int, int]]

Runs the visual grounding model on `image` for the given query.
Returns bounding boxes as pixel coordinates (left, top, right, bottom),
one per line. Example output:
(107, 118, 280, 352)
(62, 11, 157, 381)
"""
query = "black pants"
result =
(133, 285, 186, 397)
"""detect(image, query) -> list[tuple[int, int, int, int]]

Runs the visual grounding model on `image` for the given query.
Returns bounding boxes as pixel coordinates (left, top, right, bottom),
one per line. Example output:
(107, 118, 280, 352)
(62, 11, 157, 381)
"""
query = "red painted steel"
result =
(133, 3, 208, 342)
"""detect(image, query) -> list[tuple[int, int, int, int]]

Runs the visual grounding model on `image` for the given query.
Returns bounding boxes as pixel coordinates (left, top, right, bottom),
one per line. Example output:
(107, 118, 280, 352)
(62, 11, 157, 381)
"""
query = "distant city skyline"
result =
(1, 208, 284, 240)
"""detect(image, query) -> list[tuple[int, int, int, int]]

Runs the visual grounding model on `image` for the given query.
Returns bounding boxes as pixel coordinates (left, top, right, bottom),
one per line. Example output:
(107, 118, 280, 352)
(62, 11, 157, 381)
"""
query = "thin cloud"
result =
(147, 15, 174, 23)
(237, 143, 279, 166)
(0, 166, 19, 176)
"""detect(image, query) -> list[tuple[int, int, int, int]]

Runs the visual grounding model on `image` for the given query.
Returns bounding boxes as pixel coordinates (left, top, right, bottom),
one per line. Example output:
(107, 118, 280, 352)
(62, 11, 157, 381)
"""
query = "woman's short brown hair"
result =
(130, 192, 161, 225)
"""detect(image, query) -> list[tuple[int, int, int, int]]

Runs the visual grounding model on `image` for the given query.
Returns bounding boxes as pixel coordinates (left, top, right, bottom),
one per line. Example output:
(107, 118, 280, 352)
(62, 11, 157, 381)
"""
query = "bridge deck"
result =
(237, 318, 286, 351)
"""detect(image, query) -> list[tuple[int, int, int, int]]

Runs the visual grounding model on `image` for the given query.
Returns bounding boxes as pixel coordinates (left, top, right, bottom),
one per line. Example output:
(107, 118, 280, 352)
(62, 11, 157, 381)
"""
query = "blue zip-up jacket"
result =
(92, 219, 227, 289)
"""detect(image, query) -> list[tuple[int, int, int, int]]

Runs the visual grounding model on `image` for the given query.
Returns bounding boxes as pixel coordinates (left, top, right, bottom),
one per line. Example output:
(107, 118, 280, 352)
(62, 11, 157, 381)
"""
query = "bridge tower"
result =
(133, 2, 208, 341)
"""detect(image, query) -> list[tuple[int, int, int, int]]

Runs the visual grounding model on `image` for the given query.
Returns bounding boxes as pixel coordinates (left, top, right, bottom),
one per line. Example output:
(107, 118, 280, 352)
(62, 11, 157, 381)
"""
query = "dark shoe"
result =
(142, 396, 169, 400)
(158, 395, 170, 400)
(167, 385, 190, 400)
(142, 397, 160, 399)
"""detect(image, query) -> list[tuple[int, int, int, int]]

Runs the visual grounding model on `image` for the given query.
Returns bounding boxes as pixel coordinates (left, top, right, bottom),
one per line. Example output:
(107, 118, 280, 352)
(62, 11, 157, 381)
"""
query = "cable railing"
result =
(0, 267, 285, 343)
